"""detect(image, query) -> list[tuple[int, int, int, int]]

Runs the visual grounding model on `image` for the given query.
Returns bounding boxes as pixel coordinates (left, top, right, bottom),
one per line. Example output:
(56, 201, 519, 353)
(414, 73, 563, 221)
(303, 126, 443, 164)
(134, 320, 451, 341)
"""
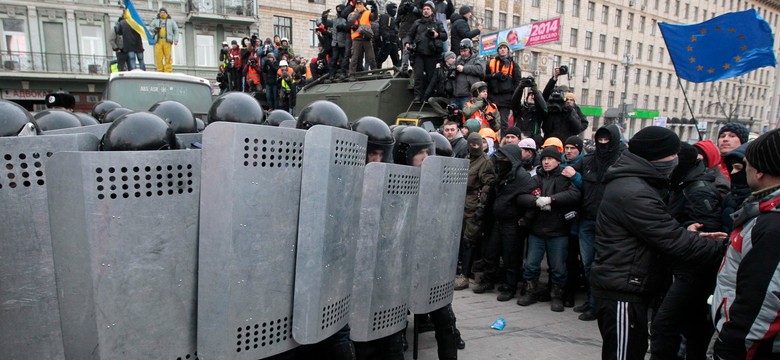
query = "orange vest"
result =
(247, 66, 260, 85)
(351, 10, 372, 40)
(465, 100, 498, 130)
(277, 67, 295, 78)
(488, 58, 514, 76)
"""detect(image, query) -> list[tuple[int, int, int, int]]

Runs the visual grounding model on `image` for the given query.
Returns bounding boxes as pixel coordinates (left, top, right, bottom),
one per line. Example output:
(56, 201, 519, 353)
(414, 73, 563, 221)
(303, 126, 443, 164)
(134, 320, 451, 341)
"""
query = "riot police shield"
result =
(408, 156, 469, 314)
(293, 125, 367, 344)
(349, 162, 420, 342)
(43, 123, 111, 138)
(0, 134, 98, 360)
(197, 122, 305, 359)
(46, 149, 201, 359)
(176, 133, 203, 149)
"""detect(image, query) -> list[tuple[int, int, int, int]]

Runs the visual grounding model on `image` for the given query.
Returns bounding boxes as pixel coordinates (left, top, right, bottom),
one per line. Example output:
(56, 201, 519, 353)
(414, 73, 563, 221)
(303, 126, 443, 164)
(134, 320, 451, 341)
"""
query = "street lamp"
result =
(619, 52, 634, 129)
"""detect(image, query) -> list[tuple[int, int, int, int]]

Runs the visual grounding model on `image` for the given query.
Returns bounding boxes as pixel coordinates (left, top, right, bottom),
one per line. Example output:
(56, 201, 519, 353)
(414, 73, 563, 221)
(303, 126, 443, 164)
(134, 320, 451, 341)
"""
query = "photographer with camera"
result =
(541, 66, 589, 141)
(397, 0, 423, 74)
(450, 5, 482, 55)
(423, 51, 457, 119)
(463, 81, 500, 133)
(511, 76, 546, 146)
(261, 53, 279, 110)
(346, 0, 378, 81)
(451, 38, 485, 110)
(486, 41, 521, 136)
(403, 1, 447, 103)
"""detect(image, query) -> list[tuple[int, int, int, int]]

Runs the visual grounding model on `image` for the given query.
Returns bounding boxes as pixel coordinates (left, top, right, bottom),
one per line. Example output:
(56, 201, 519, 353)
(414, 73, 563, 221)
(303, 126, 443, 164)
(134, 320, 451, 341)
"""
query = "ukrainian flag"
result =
(123, 0, 155, 45)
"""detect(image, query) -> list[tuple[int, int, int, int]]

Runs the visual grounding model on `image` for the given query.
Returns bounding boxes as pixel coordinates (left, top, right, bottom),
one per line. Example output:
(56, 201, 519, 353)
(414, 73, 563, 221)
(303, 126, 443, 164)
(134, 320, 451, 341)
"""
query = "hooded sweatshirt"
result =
(693, 139, 731, 194)
(572, 124, 626, 219)
(491, 145, 536, 221)
(464, 133, 495, 217)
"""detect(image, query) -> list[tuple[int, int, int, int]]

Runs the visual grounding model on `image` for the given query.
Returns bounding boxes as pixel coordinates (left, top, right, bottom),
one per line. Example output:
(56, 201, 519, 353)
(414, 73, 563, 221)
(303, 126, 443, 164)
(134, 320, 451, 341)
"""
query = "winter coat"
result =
(452, 54, 485, 97)
(261, 60, 279, 87)
(118, 19, 144, 53)
(403, 15, 447, 56)
(433, 0, 454, 27)
(491, 145, 537, 221)
(518, 165, 581, 238)
(450, 134, 468, 159)
(465, 150, 495, 218)
(449, 13, 479, 50)
(378, 13, 399, 44)
(330, 16, 349, 47)
(423, 62, 454, 99)
(721, 143, 751, 233)
(590, 151, 724, 302)
(712, 185, 780, 359)
(110, 19, 124, 51)
(150, 15, 179, 43)
(572, 124, 626, 219)
(667, 161, 723, 232)
(511, 85, 546, 141)
(485, 56, 521, 107)
(396, 0, 423, 40)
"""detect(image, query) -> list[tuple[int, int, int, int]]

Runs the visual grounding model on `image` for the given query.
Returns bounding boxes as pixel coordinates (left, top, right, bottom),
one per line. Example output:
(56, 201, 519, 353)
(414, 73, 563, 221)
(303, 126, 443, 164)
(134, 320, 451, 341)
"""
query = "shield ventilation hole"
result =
(428, 280, 455, 305)
(371, 303, 407, 332)
(175, 351, 197, 360)
(386, 173, 420, 196)
(321, 294, 351, 330)
(333, 138, 366, 167)
(441, 165, 468, 185)
(94, 163, 195, 200)
(242, 137, 303, 168)
(235, 316, 291, 353)
(2, 151, 48, 190)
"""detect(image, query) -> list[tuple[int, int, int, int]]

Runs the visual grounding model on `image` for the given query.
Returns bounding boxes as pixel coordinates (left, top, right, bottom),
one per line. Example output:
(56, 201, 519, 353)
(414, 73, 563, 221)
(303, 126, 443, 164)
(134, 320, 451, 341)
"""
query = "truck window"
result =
(106, 78, 212, 115)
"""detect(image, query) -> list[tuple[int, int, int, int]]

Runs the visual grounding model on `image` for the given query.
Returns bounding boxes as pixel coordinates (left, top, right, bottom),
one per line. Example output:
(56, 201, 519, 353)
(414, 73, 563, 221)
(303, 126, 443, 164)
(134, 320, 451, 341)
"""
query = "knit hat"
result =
(459, 5, 472, 15)
(467, 132, 482, 146)
(564, 135, 583, 153)
(540, 146, 562, 161)
(745, 128, 780, 176)
(718, 122, 749, 146)
(518, 138, 536, 150)
(422, 1, 435, 10)
(231, 40, 238, 45)
(564, 92, 576, 102)
(159, 7, 167, 13)
(628, 126, 681, 161)
(677, 142, 699, 173)
(505, 127, 522, 138)
(443, 51, 456, 60)
(541, 137, 563, 152)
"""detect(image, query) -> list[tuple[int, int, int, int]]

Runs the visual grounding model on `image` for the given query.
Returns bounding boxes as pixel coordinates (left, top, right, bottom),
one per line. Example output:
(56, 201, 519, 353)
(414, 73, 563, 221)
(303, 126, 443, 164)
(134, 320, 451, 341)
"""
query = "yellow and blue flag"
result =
(659, 9, 775, 83)
(123, 0, 155, 45)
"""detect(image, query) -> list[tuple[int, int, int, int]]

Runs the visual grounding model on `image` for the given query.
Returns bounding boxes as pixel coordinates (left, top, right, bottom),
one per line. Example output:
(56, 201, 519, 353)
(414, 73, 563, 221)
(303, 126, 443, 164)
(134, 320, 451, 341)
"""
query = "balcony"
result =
(0, 51, 114, 78)
(187, 0, 256, 25)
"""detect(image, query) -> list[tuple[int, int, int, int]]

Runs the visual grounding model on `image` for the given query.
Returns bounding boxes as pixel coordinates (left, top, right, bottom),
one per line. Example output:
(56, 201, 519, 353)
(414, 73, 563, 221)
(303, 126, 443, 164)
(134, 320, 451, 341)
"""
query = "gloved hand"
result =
(540, 204, 552, 211)
(499, 73, 508, 81)
(536, 196, 552, 208)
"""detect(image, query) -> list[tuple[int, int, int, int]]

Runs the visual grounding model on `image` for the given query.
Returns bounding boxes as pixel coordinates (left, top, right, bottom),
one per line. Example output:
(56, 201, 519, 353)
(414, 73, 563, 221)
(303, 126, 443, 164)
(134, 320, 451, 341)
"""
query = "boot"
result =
(471, 281, 494, 294)
(496, 287, 515, 302)
(454, 274, 469, 290)
(564, 290, 575, 308)
(550, 283, 565, 312)
(516, 280, 538, 306)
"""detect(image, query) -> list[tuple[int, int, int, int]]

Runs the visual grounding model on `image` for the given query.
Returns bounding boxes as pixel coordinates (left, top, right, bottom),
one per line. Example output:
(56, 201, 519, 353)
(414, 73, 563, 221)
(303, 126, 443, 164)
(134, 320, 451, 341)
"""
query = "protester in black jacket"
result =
(721, 143, 751, 233)
(472, 145, 536, 301)
(511, 80, 546, 147)
(424, 51, 456, 118)
(402, 1, 447, 102)
(449, 6, 480, 54)
(516, 146, 581, 312)
(486, 42, 521, 136)
(376, 2, 401, 67)
(650, 142, 723, 360)
(591, 126, 726, 360)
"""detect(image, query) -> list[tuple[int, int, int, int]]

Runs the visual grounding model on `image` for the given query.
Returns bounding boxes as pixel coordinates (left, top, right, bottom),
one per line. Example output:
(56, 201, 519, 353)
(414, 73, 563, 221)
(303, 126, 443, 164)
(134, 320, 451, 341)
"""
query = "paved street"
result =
(410, 284, 605, 359)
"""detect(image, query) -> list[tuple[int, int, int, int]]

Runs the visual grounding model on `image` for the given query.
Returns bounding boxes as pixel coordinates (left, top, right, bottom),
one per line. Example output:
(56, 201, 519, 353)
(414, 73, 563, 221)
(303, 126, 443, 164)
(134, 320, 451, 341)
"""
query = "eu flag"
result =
(123, 0, 156, 46)
(659, 9, 775, 83)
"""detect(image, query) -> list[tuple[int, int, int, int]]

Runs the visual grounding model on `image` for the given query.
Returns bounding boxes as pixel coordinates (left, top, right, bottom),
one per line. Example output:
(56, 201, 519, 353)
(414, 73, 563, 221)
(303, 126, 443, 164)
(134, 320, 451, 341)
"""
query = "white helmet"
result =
(281, 37, 289, 43)
(279, 60, 289, 67)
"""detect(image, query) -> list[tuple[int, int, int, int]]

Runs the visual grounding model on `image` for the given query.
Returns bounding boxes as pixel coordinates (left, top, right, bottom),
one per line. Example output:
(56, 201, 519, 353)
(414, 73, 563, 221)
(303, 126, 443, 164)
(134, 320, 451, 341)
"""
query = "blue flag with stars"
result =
(659, 9, 776, 83)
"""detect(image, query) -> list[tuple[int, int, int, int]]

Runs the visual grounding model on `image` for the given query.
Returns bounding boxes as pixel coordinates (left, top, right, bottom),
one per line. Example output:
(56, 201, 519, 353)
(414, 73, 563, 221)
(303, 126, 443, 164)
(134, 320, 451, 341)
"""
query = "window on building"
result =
(667, 73, 673, 88)
(646, 70, 652, 86)
(648, 45, 654, 61)
(602, 5, 609, 24)
(615, 9, 622, 28)
(585, 31, 593, 49)
(665, 0, 670, 13)
(643, 94, 649, 108)
(656, 72, 663, 87)
(581, 88, 589, 104)
(274, 16, 292, 43)
(675, 0, 680, 16)
(658, 47, 664, 62)
(599, 34, 606, 52)
(309, 20, 317, 47)
(499, 13, 507, 29)
(651, 19, 657, 35)
(597, 62, 605, 79)
(572, 0, 581, 17)
(654, 0, 659, 10)
(196, 34, 216, 67)
(595, 89, 603, 106)
(570, 28, 578, 47)
(554, 55, 562, 68)
(610, 64, 617, 81)
(513, 15, 520, 27)
(556, 0, 565, 13)
(587, 1, 595, 20)
(637, 42, 643, 59)
(639, 16, 646, 33)
(624, 40, 631, 56)
(608, 91, 615, 107)
(627, 12, 634, 30)
(532, 0, 540, 7)
(635, 68, 641, 84)
(684, 3, 689, 18)
(584, 60, 591, 77)
(694, 6, 699, 21)
(80, 25, 105, 56)
(485, 10, 493, 28)
(632, 93, 639, 106)
(612, 36, 619, 55)
(569, 58, 577, 76)
(663, 96, 669, 111)
(654, 96, 660, 109)
(674, 98, 679, 112)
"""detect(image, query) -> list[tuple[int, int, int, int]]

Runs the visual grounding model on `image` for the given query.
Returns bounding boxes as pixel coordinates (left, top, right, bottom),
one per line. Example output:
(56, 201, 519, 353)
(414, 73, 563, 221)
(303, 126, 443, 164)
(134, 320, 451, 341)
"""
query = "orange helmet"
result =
(479, 128, 499, 143)
(541, 137, 564, 152)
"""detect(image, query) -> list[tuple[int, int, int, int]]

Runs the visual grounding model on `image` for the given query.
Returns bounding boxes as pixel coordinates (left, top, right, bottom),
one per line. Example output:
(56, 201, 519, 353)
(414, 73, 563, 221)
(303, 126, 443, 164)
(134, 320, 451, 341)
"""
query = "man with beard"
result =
(563, 124, 626, 321)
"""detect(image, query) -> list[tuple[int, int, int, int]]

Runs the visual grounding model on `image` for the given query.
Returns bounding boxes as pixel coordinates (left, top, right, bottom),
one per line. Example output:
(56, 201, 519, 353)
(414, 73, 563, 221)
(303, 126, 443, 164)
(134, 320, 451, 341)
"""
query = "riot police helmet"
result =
(91, 100, 122, 122)
(100, 112, 178, 151)
(149, 100, 198, 134)
(265, 109, 296, 127)
(0, 100, 39, 137)
(430, 131, 453, 157)
(33, 110, 83, 131)
(102, 107, 134, 124)
(459, 38, 473, 51)
(391, 124, 407, 140)
(352, 116, 394, 163)
(296, 100, 349, 130)
(73, 112, 100, 126)
(393, 126, 435, 166)
(208, 92, 265, 125)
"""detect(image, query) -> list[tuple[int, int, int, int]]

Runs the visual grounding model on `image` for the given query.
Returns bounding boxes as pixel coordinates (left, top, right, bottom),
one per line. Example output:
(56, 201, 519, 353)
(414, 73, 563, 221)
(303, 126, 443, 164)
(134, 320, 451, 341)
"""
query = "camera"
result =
(558, 65, 569, 75)
(448, 68, 457, 79)
(427, 28, 436, 38)
(519, 76, 535, 87)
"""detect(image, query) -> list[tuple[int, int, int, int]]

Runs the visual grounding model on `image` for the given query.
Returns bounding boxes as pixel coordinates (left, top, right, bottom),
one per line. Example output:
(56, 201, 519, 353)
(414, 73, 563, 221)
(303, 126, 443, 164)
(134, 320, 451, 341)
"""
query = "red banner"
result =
(525, 18, 561, 47)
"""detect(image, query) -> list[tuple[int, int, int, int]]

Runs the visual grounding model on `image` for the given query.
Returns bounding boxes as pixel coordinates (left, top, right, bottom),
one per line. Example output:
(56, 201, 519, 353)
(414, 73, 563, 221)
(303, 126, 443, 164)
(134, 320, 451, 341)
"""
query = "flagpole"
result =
(676, 77, 704, 141)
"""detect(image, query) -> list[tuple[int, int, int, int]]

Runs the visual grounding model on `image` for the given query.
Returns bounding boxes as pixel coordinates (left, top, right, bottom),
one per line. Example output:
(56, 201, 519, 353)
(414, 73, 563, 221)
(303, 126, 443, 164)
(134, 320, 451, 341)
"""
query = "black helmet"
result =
(208, 92, 265, 125)
(73, 112, 100, 126)
(459, 38, 473, 51)
(296, 100, 348, 130)
(102, 107, 134, 124)
(0, 100, 38, 137)
(100, 112, 178, 151)
(429, 131, 453, 157)
(352, 116, 394, 163)
(149, 100, 197, 134)
(196, 118, 205, 132)
(386, 2, 397, 10)
(470, 81, 488, 97)
(393, 126, 434, 166)
(265, 109, 296, 127)
(91, 100, 122, 122)
(33, 110, 82, 131)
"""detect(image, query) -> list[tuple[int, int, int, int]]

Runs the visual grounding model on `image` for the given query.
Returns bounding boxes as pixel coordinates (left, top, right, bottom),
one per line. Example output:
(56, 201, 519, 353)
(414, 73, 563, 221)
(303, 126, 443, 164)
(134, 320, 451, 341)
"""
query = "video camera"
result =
(547, 91, 565, 112)
(519, 76, 535, 87)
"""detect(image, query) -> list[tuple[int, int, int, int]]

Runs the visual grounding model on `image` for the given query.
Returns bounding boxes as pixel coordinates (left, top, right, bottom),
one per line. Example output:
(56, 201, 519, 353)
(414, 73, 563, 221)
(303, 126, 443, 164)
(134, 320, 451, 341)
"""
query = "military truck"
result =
(296, 67, 443, 130)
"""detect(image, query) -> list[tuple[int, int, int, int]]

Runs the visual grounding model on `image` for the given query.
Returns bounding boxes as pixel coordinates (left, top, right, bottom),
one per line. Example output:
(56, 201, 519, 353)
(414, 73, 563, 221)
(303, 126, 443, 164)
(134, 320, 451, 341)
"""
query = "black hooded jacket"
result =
(449, 13, 479, 51)
(667, 160, 723, 232)
(518, 163, 581, 237)
(511, 85, 546, 141)
(572, 124, 626, 219)
(590, 151, 725, 302)
(490, 145, 536, 221)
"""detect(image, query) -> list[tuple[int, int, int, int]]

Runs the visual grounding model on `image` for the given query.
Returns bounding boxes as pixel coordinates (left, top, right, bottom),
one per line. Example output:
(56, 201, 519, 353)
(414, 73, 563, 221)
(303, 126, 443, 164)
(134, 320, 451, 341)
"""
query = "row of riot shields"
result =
(0, 122, 467, 359)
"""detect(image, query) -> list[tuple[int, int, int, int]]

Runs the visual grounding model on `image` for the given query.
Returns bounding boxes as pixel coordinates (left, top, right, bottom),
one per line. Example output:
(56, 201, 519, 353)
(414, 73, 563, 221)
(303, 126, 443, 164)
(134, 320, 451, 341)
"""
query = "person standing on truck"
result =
(150, 7, 179, 73)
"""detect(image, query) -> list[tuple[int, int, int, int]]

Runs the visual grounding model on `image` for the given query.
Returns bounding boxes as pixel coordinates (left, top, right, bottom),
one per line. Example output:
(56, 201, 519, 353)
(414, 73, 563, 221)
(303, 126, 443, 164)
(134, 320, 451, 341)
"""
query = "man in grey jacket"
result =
(451, 38, 485, 110)
(109, 16, 128, 71)
(150, 7, 179, 72)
